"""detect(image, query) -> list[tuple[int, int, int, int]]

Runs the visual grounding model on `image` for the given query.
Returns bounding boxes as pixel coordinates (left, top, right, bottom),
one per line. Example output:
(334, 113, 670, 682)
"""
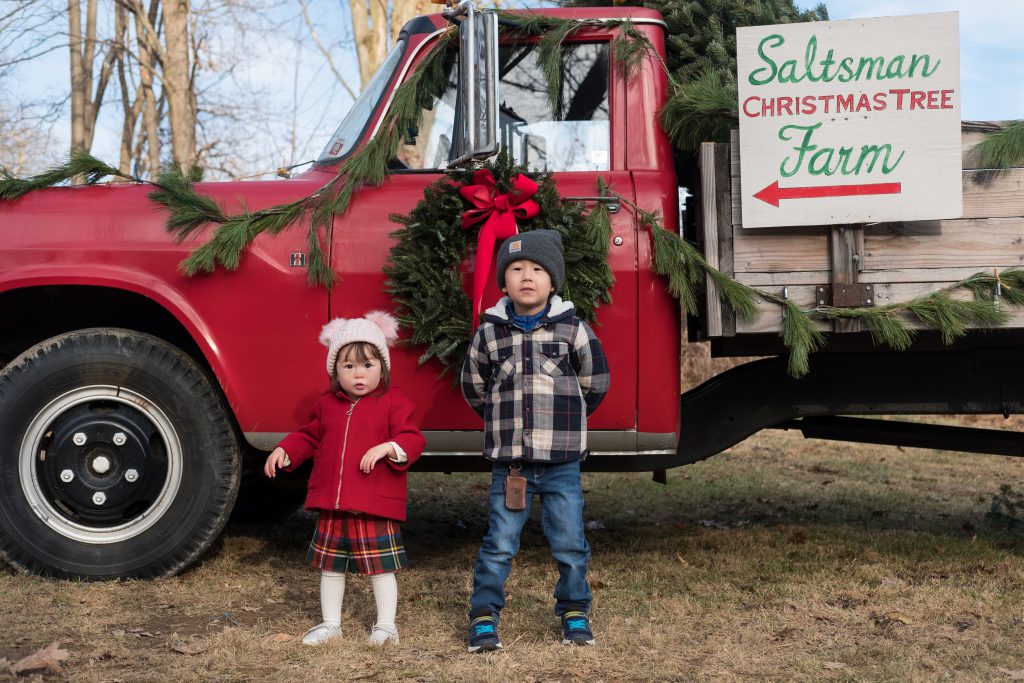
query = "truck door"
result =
(329, 35, 638, 442)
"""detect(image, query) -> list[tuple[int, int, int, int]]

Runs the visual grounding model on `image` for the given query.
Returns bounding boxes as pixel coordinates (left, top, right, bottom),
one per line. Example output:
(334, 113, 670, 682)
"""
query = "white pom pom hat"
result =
(319, 311, 400, 376)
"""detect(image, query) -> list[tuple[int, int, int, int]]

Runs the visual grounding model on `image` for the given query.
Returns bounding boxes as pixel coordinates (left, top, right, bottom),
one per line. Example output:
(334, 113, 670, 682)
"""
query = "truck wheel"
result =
(0, 329, 241, 579)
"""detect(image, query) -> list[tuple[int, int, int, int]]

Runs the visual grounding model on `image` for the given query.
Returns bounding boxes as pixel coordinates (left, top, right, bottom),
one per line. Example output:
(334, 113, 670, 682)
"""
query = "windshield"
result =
(318, 39, 407, 162)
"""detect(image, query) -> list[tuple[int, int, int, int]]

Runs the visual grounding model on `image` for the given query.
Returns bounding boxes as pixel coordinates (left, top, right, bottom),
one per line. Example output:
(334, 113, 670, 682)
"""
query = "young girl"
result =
(264, 311, 425, 646)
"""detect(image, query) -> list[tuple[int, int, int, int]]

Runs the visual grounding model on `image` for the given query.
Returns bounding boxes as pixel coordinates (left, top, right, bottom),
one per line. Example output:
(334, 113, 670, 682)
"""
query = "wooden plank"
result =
(734, 270, 830, 287)
(700, 142, 722, 337)
(732, 229, 829, 274)
(961, 131, 988, 170)
(829, 225, 863, 332)
(862, 217, 1024, 271)
(716, 143, 735, 337)
(736, 281, 1024, 334)
(963, 169, 1024, 218)
(741, 266, 1024, 288)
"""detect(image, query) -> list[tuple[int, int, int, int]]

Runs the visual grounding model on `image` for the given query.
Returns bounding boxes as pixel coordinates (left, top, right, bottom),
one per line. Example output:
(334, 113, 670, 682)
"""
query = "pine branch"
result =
(0, 149, 133, 200)
(972, 120, 1024, 170)
(780, 301, 826, 378)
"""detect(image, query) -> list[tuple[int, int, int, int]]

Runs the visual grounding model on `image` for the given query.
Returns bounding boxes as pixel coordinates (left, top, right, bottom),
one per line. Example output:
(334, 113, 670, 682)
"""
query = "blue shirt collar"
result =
(506, 301, 550, 331)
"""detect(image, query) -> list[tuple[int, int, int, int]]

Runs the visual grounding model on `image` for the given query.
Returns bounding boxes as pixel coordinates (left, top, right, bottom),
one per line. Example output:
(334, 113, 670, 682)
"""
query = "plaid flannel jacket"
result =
(460, 296, 610, 463)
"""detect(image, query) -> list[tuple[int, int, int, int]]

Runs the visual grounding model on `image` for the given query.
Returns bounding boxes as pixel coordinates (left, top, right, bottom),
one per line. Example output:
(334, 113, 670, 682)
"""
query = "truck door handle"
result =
(563, 196, 620, 214)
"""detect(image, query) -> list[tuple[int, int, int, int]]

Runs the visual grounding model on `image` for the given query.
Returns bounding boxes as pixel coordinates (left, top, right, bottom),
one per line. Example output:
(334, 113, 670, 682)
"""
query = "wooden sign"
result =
(736, 12, 962, 228)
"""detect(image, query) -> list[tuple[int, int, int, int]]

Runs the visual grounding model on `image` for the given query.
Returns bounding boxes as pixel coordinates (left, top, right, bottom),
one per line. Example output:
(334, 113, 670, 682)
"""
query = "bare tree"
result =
(349, 1, 433, 88)
(67, 0, 118, 154)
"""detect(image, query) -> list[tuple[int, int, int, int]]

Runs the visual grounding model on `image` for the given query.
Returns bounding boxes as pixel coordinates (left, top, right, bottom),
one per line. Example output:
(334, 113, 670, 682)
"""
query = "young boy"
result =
(460, 229, 610, 652)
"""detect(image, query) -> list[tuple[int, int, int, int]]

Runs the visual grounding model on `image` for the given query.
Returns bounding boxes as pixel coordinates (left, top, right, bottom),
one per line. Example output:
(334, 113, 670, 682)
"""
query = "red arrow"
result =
(754, 180, 902, 207)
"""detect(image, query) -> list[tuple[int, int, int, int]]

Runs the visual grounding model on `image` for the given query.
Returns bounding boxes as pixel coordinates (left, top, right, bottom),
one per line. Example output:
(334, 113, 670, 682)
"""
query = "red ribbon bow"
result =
(459, 169, 540, 330)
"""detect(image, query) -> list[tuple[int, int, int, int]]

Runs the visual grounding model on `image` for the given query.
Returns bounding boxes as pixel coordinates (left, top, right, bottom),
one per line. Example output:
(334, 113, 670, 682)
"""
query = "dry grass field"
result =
(4, 348, 1024, 681)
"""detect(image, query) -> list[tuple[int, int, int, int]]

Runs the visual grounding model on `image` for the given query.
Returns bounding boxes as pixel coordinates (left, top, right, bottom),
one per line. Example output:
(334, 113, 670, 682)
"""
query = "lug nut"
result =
(92, 492, 107, 505)
(60, 469, 74, 483)
(73, 432, 87, 446)
(112, 432, 127, 446)
(124, 469, 139, 483)
(91, 455, 111, 475)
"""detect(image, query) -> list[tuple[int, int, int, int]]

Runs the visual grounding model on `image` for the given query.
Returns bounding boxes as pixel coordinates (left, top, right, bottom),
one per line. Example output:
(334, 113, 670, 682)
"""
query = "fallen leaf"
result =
(585, 520, 605, 530)
(170, 643, 209, 656)
(998, 668, 1024, 680)
(266, 633, 293, 643)
(878, 576, 903, 589)
(240, 606, 260, 612)
(111, 630, 125, 638)
(0, 658, 11, 671)
(823, 661, 846, 670)
(674, 553, 689, 567)
(11, 642, 69, 674)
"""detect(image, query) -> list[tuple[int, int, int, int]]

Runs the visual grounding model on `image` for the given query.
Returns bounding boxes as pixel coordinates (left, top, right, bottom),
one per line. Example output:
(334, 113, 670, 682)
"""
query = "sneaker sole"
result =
(467, 641, 503, 653)
(562, 637, 595, 646)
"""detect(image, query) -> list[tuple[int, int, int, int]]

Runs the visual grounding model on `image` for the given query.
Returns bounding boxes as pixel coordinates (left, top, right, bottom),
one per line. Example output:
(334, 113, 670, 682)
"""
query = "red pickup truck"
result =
(2, 6, 1022, 579)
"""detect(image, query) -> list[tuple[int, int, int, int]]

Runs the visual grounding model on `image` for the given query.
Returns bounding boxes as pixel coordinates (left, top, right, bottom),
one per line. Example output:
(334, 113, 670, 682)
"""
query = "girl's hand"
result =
(264, 447, 289, 478)
(360, 443, 395, 474)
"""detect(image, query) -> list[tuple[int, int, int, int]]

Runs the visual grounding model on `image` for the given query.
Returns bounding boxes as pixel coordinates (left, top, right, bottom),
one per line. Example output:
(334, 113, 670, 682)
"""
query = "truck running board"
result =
(774, 416, 1024, 458)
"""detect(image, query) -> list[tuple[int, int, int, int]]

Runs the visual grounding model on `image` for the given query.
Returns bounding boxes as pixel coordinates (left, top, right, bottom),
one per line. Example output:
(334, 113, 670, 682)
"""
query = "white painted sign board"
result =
(736, 12, 962, 228)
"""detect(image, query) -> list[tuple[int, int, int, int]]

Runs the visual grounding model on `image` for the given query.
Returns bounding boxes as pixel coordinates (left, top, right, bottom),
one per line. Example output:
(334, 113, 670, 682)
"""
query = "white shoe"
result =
(368, 625, 399, 645)
(302, 622, 342, 645)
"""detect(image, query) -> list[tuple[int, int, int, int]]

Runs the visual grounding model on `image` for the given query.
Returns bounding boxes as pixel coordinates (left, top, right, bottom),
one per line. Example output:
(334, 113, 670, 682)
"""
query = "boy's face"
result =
(502, 259, 553, 316)
(335, 348, 382, 397)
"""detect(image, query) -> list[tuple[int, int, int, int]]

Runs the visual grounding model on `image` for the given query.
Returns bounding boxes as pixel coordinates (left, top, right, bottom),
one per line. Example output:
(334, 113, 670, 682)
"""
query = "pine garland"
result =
(384, 149, 613, 376)
(0, 149, 137, 200)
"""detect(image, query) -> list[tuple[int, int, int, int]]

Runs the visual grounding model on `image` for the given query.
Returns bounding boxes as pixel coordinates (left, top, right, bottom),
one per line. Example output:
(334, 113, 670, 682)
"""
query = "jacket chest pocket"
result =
(490, 346, 518, 384)
(537, 341, 571, 377)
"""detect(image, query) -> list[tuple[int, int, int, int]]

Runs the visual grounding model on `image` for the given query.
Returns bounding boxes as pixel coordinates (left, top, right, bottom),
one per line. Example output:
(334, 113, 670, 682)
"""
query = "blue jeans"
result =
(469, 460, 592, 618)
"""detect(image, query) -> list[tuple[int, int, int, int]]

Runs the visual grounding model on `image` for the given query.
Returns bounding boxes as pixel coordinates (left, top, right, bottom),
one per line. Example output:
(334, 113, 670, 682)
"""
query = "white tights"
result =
(319, 570, 398, 630)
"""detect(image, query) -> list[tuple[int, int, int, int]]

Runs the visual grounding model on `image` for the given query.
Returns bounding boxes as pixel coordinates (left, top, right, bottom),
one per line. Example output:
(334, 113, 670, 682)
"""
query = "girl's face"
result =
(335, 348, 382, 398)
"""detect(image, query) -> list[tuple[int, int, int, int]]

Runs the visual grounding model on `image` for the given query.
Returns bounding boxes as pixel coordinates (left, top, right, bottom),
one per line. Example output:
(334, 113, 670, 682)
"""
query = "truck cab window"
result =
(394, 42, 610, 172)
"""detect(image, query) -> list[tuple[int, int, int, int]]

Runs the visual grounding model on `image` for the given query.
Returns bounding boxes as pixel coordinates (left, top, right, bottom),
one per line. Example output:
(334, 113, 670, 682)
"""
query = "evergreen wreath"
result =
(384, 149, 613, 375)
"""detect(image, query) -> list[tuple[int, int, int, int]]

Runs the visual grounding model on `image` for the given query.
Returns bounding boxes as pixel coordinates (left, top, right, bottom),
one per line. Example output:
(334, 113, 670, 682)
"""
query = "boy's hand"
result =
(264, 447, 288, 478)
(360, 443, 395, 473)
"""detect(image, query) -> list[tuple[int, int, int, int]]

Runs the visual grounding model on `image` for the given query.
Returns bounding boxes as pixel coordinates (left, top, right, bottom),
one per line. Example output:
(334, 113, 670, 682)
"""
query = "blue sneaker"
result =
(561, 610, 595, 646)
(467, 611, 502, 653)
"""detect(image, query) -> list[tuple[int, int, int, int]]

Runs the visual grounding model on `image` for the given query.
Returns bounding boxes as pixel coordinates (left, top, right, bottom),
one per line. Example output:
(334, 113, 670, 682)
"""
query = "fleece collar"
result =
(482, 295, 575, 327)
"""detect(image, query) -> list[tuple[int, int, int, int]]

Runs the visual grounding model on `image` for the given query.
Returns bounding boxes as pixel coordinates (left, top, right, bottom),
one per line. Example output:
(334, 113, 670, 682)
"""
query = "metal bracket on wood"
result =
(833, 284, 875, 308)
(829, 224, 866, 332)
(814, 283, 875, 308)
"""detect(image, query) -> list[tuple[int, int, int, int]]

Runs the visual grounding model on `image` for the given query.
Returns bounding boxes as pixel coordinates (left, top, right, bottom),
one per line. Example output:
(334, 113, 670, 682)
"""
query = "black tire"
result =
(0, 328, 241, 579)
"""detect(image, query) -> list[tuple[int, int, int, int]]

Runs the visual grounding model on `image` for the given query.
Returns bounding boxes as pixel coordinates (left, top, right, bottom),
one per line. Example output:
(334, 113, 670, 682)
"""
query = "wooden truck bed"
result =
(700, 123, 1024, 337)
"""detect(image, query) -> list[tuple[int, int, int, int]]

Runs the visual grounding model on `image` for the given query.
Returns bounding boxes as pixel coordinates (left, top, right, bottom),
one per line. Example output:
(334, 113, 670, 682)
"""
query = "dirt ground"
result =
(3, 420, 1024, 682)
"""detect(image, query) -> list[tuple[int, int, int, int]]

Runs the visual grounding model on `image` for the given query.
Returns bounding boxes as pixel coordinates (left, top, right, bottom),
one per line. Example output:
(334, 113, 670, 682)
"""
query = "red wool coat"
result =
(278, 387, 425, 521)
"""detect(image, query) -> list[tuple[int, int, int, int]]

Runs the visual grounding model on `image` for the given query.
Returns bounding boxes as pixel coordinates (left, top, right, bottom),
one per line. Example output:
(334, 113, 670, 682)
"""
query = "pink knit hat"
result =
(319, 311, 400, 375)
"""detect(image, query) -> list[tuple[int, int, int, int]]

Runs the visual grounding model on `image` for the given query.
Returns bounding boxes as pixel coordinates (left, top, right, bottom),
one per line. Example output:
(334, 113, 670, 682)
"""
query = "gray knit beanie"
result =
(496, 229, 565, 293)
